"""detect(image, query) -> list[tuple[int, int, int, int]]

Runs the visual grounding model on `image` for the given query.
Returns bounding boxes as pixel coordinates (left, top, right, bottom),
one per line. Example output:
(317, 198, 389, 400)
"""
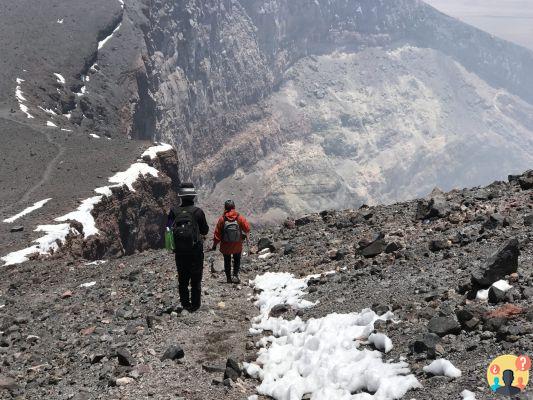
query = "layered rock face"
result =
(138, 0, 533, 222)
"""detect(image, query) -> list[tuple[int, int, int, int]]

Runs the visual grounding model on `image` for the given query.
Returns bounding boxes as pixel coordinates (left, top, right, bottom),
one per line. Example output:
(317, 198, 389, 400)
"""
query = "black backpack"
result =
(172, 206, 200, 254)
(222, 214, 242, 243)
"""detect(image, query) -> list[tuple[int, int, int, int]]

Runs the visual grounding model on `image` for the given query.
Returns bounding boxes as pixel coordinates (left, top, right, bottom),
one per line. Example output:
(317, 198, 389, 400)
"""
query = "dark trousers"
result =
(223, 253, 241, 279)
(175, 252, 204, 308)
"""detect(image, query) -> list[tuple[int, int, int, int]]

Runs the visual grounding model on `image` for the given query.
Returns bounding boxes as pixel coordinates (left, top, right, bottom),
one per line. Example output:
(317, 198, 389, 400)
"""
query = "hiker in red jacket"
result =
(212, 200, 251, 284)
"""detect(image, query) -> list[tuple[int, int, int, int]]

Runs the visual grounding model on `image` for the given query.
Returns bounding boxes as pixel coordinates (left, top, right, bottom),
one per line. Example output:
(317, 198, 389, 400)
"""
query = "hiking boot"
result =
(226, 276, 232, 284)
(231, 275, 241, 284)
(190, 304, 201, 313)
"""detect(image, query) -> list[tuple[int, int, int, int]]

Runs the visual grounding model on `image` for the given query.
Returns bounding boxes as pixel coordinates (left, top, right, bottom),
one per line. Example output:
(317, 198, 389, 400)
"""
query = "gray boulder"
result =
(471, 239, 520, 287)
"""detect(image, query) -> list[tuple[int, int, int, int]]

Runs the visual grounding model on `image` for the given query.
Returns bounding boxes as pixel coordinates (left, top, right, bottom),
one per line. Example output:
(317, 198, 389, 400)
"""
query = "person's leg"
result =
(190, 252, 204, 310)
(223, 254, 232, 283)
(176, 254, 192, 309)
(231, 253, 242, 283)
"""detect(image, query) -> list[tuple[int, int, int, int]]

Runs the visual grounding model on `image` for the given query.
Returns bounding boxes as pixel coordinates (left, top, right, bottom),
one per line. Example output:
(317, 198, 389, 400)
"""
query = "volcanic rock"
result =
(471, 239, 520, 287)
(427, 316, 461, 337)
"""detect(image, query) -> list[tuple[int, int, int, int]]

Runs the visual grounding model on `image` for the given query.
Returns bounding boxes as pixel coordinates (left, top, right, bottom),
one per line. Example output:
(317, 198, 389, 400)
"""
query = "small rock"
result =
(116, 377, 134, 386)
(427, 316, 461, 337)
(116, 348, 136, 367)
(10, 226, 24, 233)
(61, 290, 73, 299)
(161, 345, 185, 361)
(488, 286, 506, 304)
(428, 240, 450, 252)
(471, 239, 520, 287)
(0, 375, 17, 390)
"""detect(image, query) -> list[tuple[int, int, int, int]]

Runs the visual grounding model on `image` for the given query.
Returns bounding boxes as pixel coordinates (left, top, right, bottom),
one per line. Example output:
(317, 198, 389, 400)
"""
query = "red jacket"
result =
(213, 210, 251, 255)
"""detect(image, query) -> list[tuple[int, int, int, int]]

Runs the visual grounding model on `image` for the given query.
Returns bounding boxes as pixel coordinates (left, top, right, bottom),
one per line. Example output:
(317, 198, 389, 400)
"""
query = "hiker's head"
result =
(224, 200, 235, 211)
(178, 183, 197, 203)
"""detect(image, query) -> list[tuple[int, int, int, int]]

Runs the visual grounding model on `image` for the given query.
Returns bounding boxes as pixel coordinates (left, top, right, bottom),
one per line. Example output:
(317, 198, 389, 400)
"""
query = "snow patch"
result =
(38, 106, 57, 116)
(98, 23, 122, 50)
(244, 272, 420, 399)
(85, 260, 108, 266)
(57, 19, 64, 24)
(118, 0, 124, 8)
(55, 196, 103, 237)
(79, 281, 96, 288)
(141, 143, 173, 159)
(89, 133, 100, 139)
(368, 332, 393, 353)
(461, 390, 476, 400)
(19, 104, 34, 119)
(423, 359, 461, 378)
(46, 121, 58, 128)
(3, 198, 52, 223)
(61, 128, 72, 132)
(476, 279, 512, 301)
(54, 73, 66, 84)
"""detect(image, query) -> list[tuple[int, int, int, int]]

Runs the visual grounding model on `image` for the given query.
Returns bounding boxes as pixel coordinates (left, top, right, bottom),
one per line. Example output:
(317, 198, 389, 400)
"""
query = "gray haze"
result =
(424, 0, 533, 50)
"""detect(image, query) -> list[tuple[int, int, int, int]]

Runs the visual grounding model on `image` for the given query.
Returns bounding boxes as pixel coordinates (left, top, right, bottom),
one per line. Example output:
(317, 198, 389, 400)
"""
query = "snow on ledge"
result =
(244, 271, 420, 399)
(54, 73, 66, 84)
(1, 144, 167, 267)
(98, 23, 122, 50)
(476, 279, 512, 301)
(3, 198, 52, 223)
(141, 143, 173, 159)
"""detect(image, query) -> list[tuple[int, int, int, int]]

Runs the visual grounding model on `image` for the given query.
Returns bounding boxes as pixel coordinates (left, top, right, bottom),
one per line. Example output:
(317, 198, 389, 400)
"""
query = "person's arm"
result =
(195, 208, 209, 236)
(167, 209, 176, 228)
(212, 217, 223, 249)
(239, 215, 251, 239)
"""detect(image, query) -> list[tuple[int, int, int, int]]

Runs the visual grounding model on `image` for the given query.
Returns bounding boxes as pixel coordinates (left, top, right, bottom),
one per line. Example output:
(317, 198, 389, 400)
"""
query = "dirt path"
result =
(0, 249, 261, 399)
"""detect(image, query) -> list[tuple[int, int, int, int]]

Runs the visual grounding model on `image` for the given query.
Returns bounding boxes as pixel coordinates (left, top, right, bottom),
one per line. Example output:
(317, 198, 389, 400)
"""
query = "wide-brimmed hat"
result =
(178, 184, 198, 197)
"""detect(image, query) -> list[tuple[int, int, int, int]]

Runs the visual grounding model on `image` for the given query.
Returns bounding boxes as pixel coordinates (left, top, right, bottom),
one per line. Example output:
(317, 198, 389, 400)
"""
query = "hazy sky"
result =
(424, 0, 533, 50)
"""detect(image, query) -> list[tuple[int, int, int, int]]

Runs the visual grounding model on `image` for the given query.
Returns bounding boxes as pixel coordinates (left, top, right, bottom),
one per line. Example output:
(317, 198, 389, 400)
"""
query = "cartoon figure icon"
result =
(491, 377, 501, 392)
(487, 354, 530, 397)
(495, 370, 521, 396)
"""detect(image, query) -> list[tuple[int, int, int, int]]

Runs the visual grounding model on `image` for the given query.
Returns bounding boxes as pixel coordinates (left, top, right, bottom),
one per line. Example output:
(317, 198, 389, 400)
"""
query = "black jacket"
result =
(167, 199, 209, 238)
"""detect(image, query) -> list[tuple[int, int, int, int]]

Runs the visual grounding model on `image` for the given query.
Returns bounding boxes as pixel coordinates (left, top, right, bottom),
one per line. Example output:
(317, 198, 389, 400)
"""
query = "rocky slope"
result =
(1, 170, 531, 399)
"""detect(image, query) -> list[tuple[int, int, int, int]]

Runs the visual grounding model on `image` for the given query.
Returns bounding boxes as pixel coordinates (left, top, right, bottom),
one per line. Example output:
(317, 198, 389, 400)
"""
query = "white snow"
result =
(368, 333, 393, 353)
(54, 73, 66, 84)
(89, 133, 100, 139)
(57, 19, 64, 24)
(15, 86, 26, 102)
(64, 113, 71, 119)
(76, 86, 87, 96)
(423, 359, 461, 379)
(61, 128, 72, 132)
(19, 104, 34, 119)
(118, 0, 124, 8)
(461, 390, 476, 400)
(258, 248, 271, 255)
(55, 196, 103, 237)
(244, 272, 420, 399)
(79, 281, 96, 288)
(85, 260, 107, 266)
(38, 106, 57, 116)
(476, 279, 512, 301)
(98, 23, 122, 50)
(3, 198, 52, 223)
(141, 143, 173, 159)
(46, 121, 58, 127)
(16, 78, 24, 84)
(2, 144, 170, 266)
(258, 252, 274, 260)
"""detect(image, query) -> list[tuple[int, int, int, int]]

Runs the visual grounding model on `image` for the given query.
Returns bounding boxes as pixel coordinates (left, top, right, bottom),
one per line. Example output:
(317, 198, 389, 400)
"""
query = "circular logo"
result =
(487, 355, 530, 395)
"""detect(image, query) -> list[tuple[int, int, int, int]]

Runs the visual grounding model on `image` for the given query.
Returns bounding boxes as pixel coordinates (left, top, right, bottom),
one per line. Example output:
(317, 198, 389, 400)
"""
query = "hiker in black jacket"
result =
(167, 183, 209, 312)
